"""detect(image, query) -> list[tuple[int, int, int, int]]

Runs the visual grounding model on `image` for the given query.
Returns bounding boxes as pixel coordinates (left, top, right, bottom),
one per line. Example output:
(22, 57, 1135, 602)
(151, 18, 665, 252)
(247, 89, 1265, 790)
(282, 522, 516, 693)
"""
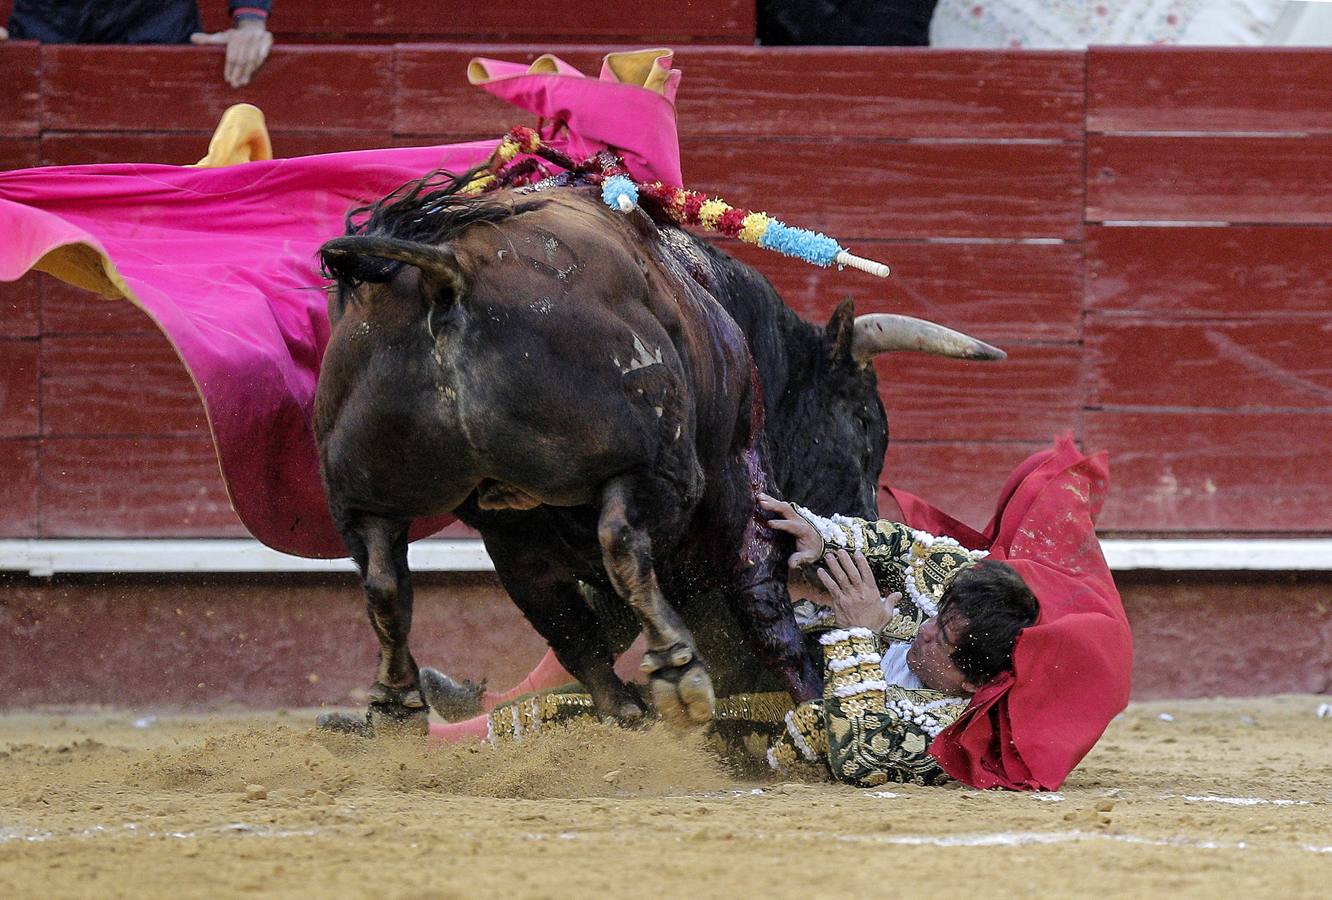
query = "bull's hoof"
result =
(641, 643, 715, 726)
(367, 703, 429, 738)
(420, 667, 486, 722)
(315, 710, 374, 738)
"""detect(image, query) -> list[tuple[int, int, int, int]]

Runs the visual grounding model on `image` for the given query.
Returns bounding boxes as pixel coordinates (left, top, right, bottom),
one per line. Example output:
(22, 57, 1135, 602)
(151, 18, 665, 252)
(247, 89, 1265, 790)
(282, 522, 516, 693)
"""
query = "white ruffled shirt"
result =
(879, 637, 925, 690)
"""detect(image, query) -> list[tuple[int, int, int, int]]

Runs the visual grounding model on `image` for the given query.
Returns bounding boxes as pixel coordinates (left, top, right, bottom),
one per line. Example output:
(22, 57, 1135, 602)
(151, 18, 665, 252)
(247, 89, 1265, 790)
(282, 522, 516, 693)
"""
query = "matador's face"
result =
(907, 615, 978, 696)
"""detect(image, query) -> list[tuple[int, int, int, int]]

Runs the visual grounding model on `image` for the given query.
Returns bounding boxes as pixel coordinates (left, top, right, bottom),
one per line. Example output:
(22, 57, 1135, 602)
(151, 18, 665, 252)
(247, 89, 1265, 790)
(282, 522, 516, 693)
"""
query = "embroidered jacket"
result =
(771, 511, 986, 786)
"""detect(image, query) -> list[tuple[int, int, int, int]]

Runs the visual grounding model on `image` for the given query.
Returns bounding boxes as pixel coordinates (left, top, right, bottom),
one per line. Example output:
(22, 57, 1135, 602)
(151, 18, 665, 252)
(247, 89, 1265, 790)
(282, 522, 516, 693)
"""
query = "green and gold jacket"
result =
(770, 510, 987, 787)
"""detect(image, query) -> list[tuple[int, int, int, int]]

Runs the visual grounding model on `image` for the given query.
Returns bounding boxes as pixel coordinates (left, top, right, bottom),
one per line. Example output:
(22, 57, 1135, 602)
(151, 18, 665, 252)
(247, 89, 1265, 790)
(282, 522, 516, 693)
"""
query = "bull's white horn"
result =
(852, 314, 1006, 363)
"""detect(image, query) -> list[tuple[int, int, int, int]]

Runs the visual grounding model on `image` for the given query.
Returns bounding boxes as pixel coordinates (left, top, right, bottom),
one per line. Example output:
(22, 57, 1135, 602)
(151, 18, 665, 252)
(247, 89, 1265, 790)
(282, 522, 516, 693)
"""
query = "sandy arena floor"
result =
(1, 696, 1330, 898)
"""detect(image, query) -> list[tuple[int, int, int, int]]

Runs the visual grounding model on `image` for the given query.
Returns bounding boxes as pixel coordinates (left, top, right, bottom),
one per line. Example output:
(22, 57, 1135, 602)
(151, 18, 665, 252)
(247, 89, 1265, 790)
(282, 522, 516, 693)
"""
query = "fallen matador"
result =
(434, 436, 1133, 792)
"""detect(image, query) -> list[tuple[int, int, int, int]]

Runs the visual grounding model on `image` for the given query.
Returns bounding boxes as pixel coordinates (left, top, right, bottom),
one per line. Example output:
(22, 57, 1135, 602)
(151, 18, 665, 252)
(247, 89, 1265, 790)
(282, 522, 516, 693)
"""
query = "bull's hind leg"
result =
(322, 515, 428, 736)
(599, 477, 714, 725)
(483, 534, 646, 720)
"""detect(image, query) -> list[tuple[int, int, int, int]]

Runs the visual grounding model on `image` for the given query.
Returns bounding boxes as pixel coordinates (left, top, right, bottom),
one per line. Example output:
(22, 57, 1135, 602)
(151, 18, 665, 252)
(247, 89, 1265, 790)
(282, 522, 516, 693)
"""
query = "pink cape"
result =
(891, 434, 1134, 791)
(0, 52, 682, 557)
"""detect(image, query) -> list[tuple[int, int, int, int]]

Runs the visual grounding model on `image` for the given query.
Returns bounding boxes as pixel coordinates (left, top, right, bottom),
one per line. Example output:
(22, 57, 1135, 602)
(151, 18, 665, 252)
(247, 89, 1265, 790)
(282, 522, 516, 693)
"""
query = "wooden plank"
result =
(0, 42, 40, 137)
(42, 334, 209, 436)
(678, 49, 1084, 141)
(1086, 411, 1332, 532)
(202, 1, 754, 41)
(0, 439, 38, 537)
(1088, 47, 1332, 135)
(0, 338, 39, 438)
(1088, 317, 1332, 412)
(395, 46, 1084, 141)
(394, 45, 606, 138)
(41, 276, 153, 335)
(41, 131, 399, 167)
(0, 276, 40, 338)
(1088, 135, 1332, 224)
(721, 239, 1083, 343)
(0, 138, 39, 172)
(880, 344, 1082, 443)
(881, 440, 1049, 531)
(41, 436, 246, 536)
(41, 45, 395, 133)
(1087, 225, 1332, 317)
(685, 139, 1084, 240)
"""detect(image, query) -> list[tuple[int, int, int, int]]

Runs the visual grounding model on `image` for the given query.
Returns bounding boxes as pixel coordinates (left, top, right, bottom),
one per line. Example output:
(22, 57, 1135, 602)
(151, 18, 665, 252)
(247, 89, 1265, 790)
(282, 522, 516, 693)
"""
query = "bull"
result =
(316, 171, 1002, 734)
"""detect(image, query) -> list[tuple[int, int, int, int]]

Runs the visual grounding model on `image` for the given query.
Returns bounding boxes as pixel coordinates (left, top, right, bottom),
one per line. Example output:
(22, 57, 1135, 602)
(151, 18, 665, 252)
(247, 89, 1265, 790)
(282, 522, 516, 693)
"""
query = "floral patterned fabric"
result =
(930, 0, 1288, 48)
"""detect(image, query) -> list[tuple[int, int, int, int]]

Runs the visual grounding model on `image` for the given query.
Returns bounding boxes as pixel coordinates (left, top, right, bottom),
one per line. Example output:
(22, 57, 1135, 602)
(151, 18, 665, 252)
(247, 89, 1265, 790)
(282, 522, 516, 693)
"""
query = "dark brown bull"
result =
(317, 172, 1003, 733)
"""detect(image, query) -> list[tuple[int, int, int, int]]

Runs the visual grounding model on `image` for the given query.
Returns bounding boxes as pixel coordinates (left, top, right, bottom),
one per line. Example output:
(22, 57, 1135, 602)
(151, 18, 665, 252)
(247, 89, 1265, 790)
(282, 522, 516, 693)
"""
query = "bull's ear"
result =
(319, 236, 465, 298)
(824, 297, 857, 367)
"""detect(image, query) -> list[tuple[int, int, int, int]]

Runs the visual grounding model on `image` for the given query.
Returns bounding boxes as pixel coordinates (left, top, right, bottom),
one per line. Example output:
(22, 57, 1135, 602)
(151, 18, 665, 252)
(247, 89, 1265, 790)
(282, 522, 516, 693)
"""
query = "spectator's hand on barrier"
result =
(757, 493, 821, 568)
(191, 18, 273, 88)
(1, 26, 9, 40)
(819, 549, 891, 632)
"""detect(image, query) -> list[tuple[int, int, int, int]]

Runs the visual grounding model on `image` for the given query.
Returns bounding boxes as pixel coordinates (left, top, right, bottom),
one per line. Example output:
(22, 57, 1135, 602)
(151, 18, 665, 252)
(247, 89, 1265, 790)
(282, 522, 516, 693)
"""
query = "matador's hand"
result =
(819, 549, 891, 632)
(757, 493, 821, 568)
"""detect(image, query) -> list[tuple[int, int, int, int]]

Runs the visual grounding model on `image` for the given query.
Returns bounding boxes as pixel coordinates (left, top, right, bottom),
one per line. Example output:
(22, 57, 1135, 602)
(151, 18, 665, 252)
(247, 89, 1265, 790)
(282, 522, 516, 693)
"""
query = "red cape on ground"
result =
(891, 434, 1133, 790)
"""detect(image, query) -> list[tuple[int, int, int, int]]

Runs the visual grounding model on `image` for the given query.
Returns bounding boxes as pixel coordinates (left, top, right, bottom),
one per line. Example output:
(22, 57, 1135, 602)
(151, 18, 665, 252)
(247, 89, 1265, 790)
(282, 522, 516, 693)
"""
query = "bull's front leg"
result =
(319, 515, 428, 737)
(599, 476, 714, 725)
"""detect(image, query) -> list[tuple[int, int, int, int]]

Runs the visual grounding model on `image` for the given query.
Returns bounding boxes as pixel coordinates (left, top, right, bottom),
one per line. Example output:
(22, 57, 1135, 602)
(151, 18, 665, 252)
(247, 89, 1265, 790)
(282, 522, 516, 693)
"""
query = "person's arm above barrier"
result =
(190, 2, 274, 88)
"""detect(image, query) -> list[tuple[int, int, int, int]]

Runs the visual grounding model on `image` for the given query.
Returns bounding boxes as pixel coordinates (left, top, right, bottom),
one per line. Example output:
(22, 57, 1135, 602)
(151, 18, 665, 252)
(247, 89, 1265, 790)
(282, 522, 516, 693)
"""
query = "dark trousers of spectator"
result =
(759, 0, 940, 46)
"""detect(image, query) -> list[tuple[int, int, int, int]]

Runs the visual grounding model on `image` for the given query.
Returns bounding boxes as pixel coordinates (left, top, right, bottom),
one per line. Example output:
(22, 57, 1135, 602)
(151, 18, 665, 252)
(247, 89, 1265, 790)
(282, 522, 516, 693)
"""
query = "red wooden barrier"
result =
(1087, 47, 1332, 135)
(4, 44, 1332, 538)
(199, 1, 755, 43)
(0, 440, 38, 537)
(0, 1, 752, 43)
(0, 337, 38, 438)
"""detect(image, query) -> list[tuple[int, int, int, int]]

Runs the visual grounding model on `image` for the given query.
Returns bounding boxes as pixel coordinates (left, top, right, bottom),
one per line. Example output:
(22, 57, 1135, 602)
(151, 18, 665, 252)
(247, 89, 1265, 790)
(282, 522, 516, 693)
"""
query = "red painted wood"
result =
(395, 46, 1083, 142)
(201, 1, 755, 41)
(41, 436, 245, 536)
(880, 344, 1082, 443)
(721, 239, 1083, 344)
(1088, 317, 1332, 412)
(392, 45, 1084, 138)
(393, 45, 605, 137)
(0, 43, 40, 137)
(41, 130, 399, 167)
(1088, 135, 1332, 224)
(0, 439, 38, 536)
(41, 276, 154, 335)
(684, 139, 1084, 240)
(1085, 411, 1332, 532)
(1087, 225, 1332, 318)
(1088, 47, 1332, 135)
(0, 576, 553, 709)
(678, 49, 1084, 141)
(0, 339, 39, 438)
(41, 45, 395, 133)
(881, 440, 1050, 532)
(41, 132, 215, 168)
(42, 333, 209, 436)
(0, 138, 38, 171)
(0, 276, 40, 338)
(1121, 571, 1332, 700)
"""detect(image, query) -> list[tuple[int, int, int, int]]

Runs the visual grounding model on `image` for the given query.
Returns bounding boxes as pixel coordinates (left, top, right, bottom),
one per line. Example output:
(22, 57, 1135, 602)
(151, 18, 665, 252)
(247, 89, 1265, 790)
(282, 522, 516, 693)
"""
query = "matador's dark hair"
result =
(938, 560, 1039, 687)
